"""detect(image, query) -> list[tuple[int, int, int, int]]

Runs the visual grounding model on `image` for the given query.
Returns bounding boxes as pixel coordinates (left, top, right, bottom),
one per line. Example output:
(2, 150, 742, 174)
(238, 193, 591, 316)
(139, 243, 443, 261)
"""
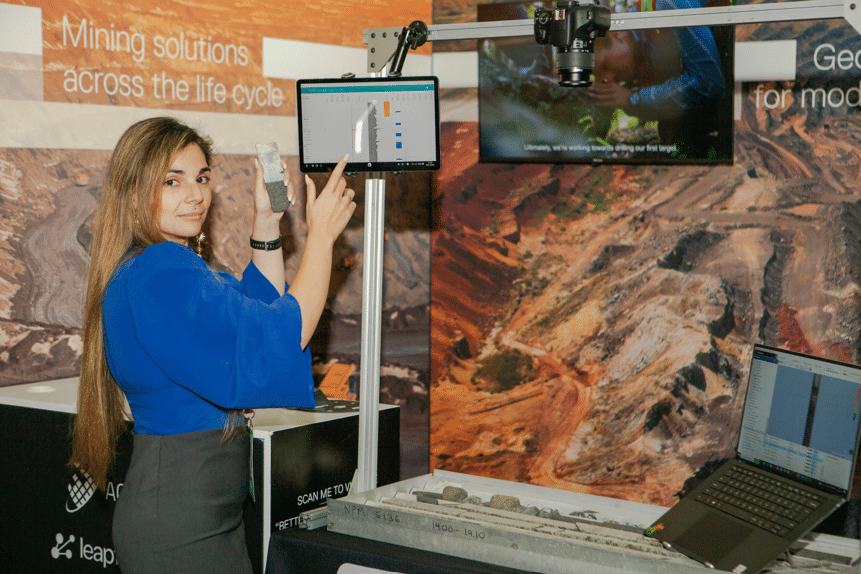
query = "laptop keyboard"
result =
(694, 465, 825, 537)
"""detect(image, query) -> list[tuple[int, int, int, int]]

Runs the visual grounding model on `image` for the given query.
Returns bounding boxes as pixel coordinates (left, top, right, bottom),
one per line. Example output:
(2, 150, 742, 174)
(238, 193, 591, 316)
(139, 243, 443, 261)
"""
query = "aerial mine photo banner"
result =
(430, 0, 861, 518)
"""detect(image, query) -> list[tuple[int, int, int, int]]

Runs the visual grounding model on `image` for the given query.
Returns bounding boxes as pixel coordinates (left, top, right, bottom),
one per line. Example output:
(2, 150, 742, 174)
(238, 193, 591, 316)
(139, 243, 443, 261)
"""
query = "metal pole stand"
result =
(355, 173, 385, 494)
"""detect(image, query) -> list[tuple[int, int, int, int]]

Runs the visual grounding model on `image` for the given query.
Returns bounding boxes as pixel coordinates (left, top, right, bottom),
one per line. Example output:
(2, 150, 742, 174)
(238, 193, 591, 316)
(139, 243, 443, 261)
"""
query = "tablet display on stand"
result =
(297, 76, 440, 173)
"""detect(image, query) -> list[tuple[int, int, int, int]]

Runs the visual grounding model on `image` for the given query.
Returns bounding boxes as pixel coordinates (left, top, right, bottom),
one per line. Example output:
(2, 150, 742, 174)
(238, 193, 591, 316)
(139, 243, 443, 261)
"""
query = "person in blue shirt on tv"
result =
(589, 0, 731, 159)
(70, 116, 356, 574)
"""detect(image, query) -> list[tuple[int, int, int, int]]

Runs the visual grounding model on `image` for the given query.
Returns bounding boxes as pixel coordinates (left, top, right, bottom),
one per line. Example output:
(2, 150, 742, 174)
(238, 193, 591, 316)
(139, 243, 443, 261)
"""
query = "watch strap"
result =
(250, 236, 284, 251)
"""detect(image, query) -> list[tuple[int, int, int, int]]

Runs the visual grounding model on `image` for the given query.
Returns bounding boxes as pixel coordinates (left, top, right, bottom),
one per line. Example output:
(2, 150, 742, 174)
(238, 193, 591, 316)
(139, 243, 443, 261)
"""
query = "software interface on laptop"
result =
(737, 347, 861, 494)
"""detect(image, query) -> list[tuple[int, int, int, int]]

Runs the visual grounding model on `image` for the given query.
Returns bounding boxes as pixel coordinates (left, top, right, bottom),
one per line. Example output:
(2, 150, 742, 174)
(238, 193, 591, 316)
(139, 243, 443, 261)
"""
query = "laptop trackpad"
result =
(675, 512, 752, 561)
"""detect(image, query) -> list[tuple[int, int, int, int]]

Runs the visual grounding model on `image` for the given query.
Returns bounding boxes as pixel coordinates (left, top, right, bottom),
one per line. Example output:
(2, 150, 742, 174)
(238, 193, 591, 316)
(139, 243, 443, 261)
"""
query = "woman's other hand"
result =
(251, 157, 292, 295)
(252, 158, 294, 221)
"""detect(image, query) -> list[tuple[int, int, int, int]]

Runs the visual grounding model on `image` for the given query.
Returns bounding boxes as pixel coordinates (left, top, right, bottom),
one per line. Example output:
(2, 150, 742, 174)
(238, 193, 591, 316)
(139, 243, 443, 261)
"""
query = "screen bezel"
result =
(296, 75, 441, 173)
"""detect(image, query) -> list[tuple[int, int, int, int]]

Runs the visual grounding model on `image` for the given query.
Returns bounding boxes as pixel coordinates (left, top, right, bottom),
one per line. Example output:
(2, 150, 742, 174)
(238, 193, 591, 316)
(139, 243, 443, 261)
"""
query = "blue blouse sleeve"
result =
(122, 242, 314, 410)
(215, 259, 285, 304)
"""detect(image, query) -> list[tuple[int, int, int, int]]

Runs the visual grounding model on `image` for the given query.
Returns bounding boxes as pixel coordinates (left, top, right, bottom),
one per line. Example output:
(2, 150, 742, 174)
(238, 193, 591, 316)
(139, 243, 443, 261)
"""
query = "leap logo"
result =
(51, 533, 74, 559)
(51, 533, 117, 568)
(66, 467, 96, 513)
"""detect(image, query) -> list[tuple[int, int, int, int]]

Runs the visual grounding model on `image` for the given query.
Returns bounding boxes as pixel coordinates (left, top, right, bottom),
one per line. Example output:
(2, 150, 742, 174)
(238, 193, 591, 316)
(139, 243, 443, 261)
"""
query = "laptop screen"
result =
(737, 345, 861, 495)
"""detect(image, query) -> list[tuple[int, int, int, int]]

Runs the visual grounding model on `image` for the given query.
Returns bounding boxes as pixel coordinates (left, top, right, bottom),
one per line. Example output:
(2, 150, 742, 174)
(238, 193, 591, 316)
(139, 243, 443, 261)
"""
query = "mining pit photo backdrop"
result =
(430, 0, 861, 517)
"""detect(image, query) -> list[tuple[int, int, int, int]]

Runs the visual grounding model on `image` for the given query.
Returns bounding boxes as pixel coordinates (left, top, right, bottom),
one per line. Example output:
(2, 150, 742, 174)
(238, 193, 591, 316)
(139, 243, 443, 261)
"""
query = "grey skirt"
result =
(113, 428, 252, 574)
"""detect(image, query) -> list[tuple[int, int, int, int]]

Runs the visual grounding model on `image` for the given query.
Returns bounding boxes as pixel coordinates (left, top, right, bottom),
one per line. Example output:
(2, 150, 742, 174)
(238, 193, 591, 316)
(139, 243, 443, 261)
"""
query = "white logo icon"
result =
(66, 468, 95, 513)
(51, 533, 75, 559)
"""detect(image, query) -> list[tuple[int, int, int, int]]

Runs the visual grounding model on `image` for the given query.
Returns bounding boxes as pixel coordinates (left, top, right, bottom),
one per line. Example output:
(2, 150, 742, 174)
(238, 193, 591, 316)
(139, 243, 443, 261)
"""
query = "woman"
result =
(70, 117, 355, 573)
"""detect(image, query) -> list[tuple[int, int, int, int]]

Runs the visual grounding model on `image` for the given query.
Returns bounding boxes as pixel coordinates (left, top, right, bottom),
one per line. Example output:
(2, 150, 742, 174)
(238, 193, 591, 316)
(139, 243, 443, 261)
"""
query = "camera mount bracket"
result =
(364, 0, 853, 74)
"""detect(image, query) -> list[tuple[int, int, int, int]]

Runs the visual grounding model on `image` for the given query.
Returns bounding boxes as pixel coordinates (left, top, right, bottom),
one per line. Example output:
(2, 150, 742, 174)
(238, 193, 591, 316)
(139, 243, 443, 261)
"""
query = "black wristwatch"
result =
(250, 236, 283, 251)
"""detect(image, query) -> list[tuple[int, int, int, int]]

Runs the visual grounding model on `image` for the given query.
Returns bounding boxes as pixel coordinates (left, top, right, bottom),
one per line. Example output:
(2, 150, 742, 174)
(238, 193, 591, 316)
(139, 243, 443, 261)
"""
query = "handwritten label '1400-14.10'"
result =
(433, 521, 487, 540)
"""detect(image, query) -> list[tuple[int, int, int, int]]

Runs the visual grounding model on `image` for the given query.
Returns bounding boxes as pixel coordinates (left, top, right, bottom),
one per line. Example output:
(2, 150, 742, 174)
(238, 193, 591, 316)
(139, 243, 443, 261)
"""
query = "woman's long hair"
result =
(70, 117, 213, 490)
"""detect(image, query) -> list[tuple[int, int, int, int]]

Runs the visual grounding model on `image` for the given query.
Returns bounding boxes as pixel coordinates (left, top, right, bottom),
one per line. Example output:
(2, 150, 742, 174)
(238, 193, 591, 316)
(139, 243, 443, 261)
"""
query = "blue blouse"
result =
(102, 241, 315, 435)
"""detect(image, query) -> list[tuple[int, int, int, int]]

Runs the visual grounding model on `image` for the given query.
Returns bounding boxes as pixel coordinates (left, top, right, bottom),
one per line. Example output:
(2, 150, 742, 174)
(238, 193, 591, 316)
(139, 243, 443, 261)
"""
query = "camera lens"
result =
(556, 48, 594, 88)
(558, 69, 592, 88)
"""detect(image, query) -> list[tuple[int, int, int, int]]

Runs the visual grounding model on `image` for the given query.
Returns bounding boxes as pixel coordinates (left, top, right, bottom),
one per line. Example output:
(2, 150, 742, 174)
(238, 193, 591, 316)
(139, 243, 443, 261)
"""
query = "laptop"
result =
(645, 344, 861, 573)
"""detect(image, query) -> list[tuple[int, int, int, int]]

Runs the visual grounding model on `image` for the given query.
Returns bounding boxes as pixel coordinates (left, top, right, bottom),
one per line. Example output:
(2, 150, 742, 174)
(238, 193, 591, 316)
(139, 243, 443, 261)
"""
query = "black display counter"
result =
(0, 377, 399, 574)
(265, 527, 536, 574)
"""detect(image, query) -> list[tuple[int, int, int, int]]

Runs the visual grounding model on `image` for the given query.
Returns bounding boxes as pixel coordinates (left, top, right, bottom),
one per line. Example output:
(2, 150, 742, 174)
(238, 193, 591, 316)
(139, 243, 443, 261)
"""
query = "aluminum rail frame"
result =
(363, 0, 856, 72)
(353, 0, 858, 494)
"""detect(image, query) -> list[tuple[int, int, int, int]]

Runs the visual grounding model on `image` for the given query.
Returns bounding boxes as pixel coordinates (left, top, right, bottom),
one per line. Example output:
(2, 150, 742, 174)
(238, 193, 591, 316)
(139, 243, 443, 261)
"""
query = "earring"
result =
(195, 232, 206, 256)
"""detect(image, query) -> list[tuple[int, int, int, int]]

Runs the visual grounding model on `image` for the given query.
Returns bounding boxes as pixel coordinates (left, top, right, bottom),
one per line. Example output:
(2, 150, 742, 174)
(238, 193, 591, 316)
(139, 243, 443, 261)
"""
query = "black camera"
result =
(534, 0, 612, 88)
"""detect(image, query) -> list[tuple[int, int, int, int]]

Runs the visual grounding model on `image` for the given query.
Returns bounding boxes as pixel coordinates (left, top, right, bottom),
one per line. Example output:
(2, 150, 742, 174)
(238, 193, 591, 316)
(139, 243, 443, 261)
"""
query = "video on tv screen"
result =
(478, 1, 734, 165)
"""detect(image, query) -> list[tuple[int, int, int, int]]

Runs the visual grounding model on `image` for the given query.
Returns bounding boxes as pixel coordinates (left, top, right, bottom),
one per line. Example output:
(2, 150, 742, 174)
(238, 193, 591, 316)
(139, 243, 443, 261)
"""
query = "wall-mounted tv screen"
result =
(478, 1, 734, 165)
